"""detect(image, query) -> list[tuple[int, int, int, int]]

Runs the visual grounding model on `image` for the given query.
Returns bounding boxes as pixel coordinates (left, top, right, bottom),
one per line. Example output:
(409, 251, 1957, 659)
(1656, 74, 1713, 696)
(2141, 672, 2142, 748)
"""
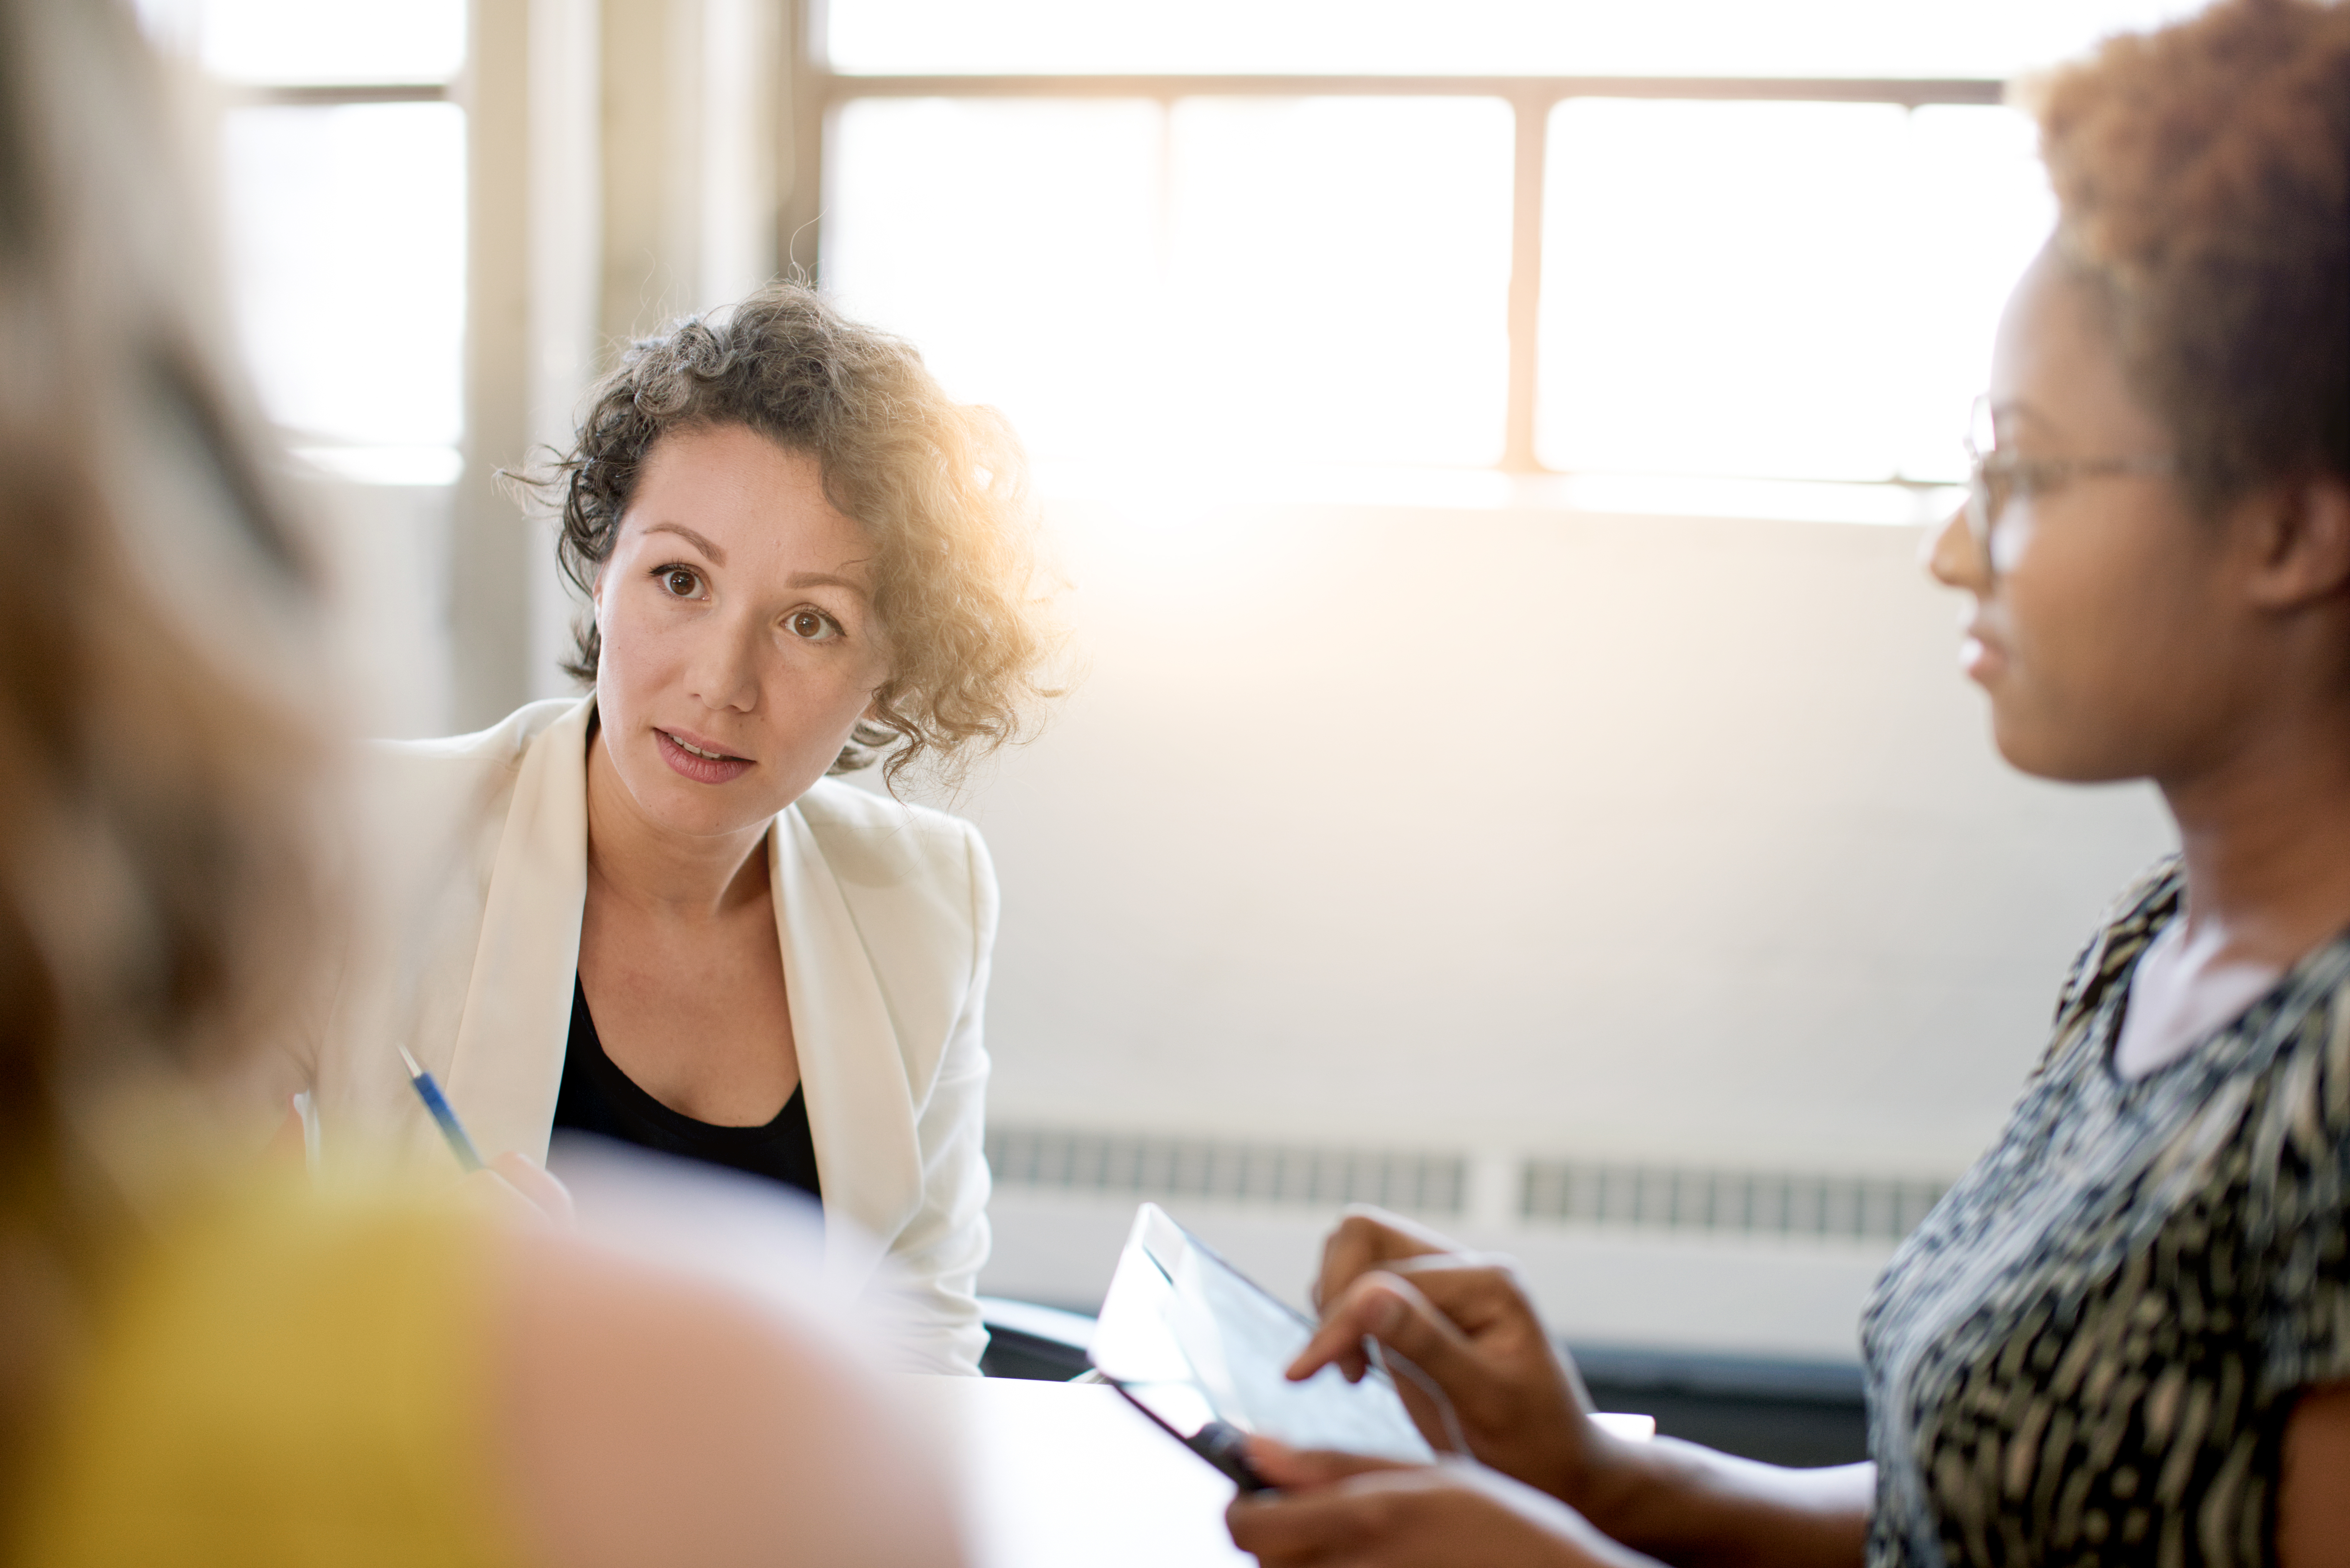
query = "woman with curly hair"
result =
(302, 285, 1055, 1373)
(0, 1, 970, 1560)
(1222, 1, 2350, 1563)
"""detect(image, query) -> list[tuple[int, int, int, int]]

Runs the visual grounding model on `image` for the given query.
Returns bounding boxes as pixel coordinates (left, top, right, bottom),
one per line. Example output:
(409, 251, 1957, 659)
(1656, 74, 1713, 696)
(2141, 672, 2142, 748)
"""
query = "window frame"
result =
(227, 82, 449, 107)
(784, 32, 2004, 482)
(217, 71, 461, 467)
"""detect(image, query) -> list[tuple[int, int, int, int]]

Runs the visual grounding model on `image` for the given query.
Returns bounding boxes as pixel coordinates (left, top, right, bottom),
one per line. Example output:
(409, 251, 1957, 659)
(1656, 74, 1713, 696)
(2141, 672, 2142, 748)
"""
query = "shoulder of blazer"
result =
(371, 697, 582, 775)
(362, 697, 582, 807)
(351, 697, 588, 873)
(793, 777, 977, 868)
(791, 777, 989, 958)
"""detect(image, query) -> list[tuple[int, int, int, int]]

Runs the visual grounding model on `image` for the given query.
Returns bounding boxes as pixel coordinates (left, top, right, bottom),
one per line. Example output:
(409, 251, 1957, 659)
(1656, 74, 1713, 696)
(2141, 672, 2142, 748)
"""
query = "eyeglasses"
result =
(1962, 395, 2176, 576)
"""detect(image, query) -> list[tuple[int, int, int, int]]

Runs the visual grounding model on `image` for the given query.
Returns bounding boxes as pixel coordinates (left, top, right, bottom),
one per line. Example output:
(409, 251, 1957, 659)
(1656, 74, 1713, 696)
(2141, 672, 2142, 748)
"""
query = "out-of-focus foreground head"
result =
(2026, 0, 2350, 511)
(0, 0, 328, 1501)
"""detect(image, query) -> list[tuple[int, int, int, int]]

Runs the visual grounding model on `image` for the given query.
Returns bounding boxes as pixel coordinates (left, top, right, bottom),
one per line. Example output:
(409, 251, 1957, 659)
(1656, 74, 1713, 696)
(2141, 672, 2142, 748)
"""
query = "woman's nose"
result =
(1924, 503, 1985, 591)
(685, 615, 762, 711)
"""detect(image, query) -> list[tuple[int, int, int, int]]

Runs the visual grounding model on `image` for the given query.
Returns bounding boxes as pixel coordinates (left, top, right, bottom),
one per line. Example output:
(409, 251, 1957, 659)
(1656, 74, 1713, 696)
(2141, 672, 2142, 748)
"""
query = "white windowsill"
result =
(1033, 460, 1964, 528)
(276, 446, 1962, 530)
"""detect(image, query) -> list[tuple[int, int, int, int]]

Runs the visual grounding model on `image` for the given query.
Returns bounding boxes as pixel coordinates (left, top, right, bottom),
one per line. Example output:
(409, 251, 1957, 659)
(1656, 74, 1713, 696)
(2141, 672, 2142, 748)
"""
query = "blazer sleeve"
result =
(874, 820, 997, 1374)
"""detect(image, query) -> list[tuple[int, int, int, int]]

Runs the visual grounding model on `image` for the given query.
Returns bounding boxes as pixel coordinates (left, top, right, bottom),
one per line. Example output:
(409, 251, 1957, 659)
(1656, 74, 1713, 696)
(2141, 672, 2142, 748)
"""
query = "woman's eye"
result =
(2010, 462, 2068, 501)
(660, 568, 700, 597)
(785, 608, 840, 642)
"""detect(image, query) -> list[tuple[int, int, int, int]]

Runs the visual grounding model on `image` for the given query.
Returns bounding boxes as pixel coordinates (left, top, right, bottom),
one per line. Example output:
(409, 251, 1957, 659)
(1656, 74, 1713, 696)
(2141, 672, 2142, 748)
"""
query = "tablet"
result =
(1088, 1202, 1442, 1466)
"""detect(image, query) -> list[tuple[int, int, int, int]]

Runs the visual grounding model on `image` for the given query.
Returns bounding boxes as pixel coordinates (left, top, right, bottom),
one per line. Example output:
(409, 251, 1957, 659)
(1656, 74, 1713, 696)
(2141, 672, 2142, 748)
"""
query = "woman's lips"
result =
(655, 727, 754, 784)
(1960, 622, 2010, 683)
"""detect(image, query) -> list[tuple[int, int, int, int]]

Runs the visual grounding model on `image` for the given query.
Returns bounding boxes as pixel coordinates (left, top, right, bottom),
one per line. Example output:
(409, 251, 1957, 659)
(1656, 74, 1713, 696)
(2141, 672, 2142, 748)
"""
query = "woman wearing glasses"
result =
(1227, 1, 2350, 1563)
(299, 287, 1055, 1374)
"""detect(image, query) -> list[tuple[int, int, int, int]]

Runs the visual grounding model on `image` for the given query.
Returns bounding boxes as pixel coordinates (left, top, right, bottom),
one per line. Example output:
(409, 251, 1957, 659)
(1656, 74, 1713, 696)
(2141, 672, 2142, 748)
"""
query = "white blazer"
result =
(304, 696, 994, 1373)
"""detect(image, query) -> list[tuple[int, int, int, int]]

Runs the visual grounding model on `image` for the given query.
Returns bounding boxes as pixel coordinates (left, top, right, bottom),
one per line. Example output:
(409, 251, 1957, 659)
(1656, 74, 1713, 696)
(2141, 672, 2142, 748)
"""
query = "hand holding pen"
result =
(399, 1046, 573, 1225)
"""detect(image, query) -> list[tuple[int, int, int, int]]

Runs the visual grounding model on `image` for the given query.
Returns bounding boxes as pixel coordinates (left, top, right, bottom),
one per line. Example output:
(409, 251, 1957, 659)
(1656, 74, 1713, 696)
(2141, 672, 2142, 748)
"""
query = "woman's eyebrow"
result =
(790, 570, 872, 601)
(645, 521, 725, 563)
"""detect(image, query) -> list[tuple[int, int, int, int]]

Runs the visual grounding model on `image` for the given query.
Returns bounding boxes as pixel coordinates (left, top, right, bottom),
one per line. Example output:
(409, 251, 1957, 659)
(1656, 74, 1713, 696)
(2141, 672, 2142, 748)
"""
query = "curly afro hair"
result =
(2024, 0, 2350, 509)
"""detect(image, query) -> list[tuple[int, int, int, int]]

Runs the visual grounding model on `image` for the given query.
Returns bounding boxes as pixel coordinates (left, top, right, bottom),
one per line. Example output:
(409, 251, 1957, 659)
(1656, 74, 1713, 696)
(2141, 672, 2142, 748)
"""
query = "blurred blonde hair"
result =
(0, 0, 331, 1522)
(541, 283, 1059, 791)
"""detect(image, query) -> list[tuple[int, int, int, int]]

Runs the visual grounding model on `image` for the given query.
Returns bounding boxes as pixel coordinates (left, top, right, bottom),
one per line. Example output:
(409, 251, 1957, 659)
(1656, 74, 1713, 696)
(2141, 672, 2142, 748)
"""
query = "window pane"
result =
(1895, 107, 2058, 482)
(830, 0, 2202, 79)
(1165, 98, 1510, 466)
(198, 0, 466, 85)
(1537, 101, 1907, 482)
(220, 103, 466, 448)
(1534, 101, 2051, 485)
(824, 96, 1511, 467)
(823, 100, 1167, 463)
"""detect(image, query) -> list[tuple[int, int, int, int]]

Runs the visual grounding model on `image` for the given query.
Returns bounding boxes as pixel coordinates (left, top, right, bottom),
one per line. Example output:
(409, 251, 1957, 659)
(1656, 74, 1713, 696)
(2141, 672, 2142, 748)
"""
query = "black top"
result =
(551, 974, 823, 1204)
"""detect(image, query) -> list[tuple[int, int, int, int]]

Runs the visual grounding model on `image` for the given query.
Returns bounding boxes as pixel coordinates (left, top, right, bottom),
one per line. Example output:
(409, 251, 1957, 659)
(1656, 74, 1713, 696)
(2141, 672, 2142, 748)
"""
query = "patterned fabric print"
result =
(1861, 859, 2350, 1568)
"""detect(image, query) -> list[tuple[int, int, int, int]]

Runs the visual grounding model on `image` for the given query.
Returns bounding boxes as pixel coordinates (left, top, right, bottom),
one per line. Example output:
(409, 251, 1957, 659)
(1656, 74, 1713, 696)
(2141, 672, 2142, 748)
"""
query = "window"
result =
(824, 0, 2199, 79)
(142, 0, 468, 485)
(814, 0, 2200, 516)
(1535, 100, 2050, 488)
(826, 96, 1512, 467)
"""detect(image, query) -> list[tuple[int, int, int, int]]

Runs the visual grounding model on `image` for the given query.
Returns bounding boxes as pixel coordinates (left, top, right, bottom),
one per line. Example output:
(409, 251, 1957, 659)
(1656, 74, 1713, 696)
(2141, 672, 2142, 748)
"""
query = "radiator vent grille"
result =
(1520, 1161, 1946, 1242)
(985, 1127, 1949, 1243)
(985, 1126, 1467, 1215)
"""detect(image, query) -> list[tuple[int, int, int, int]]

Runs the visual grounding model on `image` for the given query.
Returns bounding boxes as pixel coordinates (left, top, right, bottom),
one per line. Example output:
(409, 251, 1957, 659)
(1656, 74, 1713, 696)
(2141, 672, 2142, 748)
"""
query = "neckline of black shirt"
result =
(550, 973, 823, 1203)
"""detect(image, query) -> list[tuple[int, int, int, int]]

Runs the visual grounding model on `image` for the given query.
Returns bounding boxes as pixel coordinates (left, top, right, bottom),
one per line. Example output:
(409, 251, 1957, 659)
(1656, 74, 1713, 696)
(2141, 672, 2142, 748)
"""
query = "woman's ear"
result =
(2245, 474, 2350, 611)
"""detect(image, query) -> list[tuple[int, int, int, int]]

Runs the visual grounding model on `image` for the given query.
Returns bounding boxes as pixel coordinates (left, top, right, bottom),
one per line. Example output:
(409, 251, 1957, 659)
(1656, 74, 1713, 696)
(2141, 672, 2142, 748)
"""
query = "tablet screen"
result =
(1090, 1203, 1439, 1464)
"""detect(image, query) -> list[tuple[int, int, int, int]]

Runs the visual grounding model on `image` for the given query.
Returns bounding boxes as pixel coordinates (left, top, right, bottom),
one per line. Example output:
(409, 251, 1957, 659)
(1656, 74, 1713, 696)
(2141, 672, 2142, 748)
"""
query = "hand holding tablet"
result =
(1090, 1204, 1651, 1497)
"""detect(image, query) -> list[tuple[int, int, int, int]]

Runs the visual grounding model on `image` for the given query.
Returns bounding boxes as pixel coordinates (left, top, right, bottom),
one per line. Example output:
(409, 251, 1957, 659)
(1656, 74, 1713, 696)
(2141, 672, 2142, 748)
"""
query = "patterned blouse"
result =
(1861, 860, 2350, 1568)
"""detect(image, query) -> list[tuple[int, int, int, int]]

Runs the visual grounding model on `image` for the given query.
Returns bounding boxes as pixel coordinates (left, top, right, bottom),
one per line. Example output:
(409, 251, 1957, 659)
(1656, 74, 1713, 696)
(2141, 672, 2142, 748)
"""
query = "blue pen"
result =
(399, 1045, 484, 1172)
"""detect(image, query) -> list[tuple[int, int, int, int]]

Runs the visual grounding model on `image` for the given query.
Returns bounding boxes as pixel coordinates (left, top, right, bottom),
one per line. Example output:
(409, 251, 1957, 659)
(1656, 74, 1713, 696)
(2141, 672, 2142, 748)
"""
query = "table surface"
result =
(901, 1376, 1256, 1568)
(900, 1375, 1661, 1566)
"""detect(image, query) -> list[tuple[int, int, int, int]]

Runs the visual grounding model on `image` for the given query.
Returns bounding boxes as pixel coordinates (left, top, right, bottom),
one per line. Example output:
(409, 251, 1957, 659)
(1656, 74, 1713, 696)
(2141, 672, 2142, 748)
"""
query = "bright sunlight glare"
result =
(827, 0, 2206, 79)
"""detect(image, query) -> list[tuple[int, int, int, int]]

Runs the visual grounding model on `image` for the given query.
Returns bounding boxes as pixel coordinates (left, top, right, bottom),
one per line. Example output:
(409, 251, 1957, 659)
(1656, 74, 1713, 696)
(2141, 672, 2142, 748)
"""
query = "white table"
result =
(899, 1376, 1660, 1567)
(901, 1376, 1256, 1567)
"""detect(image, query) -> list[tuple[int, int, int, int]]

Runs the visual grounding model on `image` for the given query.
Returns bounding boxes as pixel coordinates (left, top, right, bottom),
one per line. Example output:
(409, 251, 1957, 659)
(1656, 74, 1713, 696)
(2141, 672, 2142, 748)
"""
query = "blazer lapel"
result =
(771, 805, 924, 1291)
(442, 696, 594, 1164)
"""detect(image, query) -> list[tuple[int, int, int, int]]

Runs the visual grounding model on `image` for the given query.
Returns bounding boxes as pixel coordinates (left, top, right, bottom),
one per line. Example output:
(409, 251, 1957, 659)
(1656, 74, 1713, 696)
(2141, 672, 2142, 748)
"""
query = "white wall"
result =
(923, 488, 2177, 1355)
(982, 1189, 1902, 1363)
(960, 492, 2171, 1170)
